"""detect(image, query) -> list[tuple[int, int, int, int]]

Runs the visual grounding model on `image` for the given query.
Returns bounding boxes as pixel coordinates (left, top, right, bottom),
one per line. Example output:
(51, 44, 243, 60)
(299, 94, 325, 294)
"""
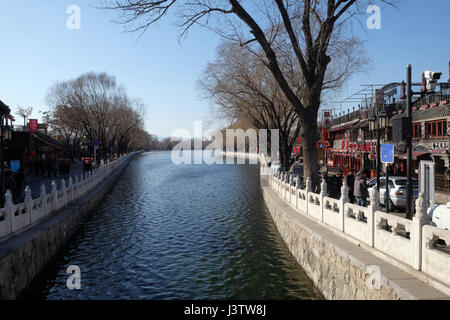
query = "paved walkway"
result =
(20, 162, 85, 201)
(261, 176, 449, 299)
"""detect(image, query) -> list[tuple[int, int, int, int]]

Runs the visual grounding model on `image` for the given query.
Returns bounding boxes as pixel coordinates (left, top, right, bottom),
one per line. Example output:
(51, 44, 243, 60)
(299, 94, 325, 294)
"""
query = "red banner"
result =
(29, 119, 38, 133)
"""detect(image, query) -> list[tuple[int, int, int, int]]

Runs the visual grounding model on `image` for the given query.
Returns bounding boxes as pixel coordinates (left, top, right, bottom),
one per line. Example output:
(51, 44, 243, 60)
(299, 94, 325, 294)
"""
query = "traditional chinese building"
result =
(388, 92, 450, 189)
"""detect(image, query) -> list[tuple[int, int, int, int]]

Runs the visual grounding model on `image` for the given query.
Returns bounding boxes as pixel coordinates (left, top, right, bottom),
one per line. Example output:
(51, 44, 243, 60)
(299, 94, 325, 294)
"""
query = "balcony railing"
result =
(331, 109, 362, 126)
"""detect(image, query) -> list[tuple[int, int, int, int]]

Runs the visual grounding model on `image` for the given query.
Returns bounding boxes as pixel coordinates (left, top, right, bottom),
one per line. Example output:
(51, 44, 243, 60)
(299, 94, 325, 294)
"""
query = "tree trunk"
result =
(300, 108, 320, 189)
(279, 133, 290, 170)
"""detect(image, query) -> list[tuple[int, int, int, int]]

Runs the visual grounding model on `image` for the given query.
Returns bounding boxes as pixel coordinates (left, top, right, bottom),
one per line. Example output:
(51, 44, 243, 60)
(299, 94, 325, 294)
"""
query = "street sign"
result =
(93, 139, 100, 146)
(10, 160, 20, 172)
(381, 144, 394, 163)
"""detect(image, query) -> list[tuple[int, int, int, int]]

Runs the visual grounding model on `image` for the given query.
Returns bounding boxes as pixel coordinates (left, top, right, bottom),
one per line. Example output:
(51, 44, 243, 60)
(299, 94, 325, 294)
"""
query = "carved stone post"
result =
(4, 190, 13, 235)
(339, 180, 350, 232)
(412, 192, 431, 270)
(51, 180, 57, 213)
(51, 180, 57, 195)
(319, 179, 328, 222)
(306, 177, 312, 193)
(305, 177, 312, 214)
(61, 178, 67, 208)
(24, 186, 32, 225)
(68, 177, 73, 203)
(4, 190, 13, 208)
(40, 183, 47, 218)
(367, 186, 380, 247)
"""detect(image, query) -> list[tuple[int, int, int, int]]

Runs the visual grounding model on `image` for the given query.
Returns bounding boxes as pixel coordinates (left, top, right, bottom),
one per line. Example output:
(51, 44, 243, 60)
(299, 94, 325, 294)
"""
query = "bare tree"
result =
(199, 41, 301, 168)
(46, 72, 149, 158)
(104, 0, 392, 187)
(16, 106, 33, 128)
(200, 37, 365, 168)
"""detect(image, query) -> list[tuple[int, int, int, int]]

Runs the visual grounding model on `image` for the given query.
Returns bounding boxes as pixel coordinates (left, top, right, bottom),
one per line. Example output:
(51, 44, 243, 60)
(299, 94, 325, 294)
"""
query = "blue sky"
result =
(0, 0, 449, 137)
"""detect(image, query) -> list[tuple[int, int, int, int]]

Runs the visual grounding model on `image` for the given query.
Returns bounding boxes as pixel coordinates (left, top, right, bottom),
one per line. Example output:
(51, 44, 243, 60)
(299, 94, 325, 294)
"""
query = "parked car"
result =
(366, 176, 419, 210)
(289, 162, 304, 187)
(271, 161, 281, 175)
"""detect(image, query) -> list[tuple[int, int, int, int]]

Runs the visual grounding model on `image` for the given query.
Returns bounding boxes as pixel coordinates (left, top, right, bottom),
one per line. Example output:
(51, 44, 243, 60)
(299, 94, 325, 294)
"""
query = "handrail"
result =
(0, 152, 136, 243)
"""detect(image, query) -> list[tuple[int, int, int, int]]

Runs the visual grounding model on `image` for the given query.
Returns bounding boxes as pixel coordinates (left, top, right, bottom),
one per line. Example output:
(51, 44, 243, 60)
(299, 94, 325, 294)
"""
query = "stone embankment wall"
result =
(0, 152, 140, 299)
(260, 156, 449, 299)
(212, 152, 450, 299)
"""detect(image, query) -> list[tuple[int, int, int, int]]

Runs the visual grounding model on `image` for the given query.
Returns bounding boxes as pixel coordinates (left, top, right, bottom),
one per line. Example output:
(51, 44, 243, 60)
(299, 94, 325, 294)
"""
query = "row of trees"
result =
(104, 0, 395, 188)
(199, 39, 365, 168)
(44, 72, 151, 160)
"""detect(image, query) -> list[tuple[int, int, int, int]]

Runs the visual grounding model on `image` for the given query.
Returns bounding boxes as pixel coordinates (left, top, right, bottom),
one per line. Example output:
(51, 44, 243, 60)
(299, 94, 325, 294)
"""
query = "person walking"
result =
(15, 168, 25, 202)
(354, 169, 368, 207)
(346, 171, 355, 204)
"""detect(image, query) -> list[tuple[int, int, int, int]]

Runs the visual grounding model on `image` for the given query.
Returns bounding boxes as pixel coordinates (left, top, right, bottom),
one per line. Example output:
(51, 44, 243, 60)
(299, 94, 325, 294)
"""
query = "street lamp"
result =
(368, 108, 388, 192)
(0, 100, 11, 206)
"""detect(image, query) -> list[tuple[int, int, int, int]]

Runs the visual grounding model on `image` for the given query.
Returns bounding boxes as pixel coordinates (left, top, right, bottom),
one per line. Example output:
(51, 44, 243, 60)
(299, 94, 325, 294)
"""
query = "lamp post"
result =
(368, 107, 388, 192)
(0, 100, 11, 206)
(406, 65, 413, 219)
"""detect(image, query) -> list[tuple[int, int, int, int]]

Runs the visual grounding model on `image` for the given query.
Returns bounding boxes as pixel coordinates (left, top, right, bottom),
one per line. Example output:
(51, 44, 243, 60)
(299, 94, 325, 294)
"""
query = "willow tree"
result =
(104, 0, 394, 187)
(46, 72, 147, 157)
(200, 36, 365, 169)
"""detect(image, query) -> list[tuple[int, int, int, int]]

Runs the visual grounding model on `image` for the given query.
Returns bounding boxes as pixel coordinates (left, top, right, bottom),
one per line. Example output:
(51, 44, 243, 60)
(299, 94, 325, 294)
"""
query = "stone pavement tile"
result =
(349, 252, 415, 280)
(390, 278, 449, 300)
(325, 235, 369, 255)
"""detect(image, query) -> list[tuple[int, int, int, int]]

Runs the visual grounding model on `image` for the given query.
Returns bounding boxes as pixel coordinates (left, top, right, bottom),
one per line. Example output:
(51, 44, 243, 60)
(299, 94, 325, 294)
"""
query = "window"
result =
(425, 120, 447, 138)
(379, 178, 394, 188)
(412, 123, 421, 138)
(394, 179, 418, 187)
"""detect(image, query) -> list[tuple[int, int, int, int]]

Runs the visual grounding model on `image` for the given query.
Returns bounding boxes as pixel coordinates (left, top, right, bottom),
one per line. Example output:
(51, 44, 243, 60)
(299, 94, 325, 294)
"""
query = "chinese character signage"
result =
(29, 119, 38, 132)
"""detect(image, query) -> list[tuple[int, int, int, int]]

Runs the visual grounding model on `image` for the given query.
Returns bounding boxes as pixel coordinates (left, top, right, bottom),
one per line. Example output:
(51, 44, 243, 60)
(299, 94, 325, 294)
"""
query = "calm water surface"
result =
(22, 152, 322, 300)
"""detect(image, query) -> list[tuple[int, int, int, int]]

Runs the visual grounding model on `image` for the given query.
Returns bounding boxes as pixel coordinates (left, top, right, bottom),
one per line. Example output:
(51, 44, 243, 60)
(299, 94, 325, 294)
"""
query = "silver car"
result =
(270, 161, 281, 175)
(367, 176, 419, 210)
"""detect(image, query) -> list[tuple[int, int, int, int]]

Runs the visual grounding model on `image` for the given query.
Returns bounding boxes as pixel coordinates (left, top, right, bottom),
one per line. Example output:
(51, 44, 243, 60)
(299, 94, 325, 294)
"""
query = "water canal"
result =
(21, 152, 322, 300)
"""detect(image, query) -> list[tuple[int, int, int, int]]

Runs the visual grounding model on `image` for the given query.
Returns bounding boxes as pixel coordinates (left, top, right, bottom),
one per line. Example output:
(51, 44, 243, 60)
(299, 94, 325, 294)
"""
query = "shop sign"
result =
(29, 119, 38, 132)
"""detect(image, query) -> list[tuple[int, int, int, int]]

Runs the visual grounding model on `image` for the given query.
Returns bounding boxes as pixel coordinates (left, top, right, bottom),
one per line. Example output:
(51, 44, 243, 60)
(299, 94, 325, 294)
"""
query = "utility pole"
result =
(406, 65, 413, 219)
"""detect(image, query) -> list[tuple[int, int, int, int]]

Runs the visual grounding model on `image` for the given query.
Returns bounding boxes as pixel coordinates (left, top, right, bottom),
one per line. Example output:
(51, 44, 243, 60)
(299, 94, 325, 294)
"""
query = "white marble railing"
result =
(323, 196, 343, 232)
(344, 203, 375, 247)
(374, 211, 414, 267)
(260, 154, 450, 288)
(0, 153, 135, 243)
(421, 225, 450, 286)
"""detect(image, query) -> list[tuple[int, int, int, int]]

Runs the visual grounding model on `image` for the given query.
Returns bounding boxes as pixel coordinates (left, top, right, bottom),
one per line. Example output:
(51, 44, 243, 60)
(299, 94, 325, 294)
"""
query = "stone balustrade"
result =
(259, 154, 450, 290)
(0, 153, 134, 243)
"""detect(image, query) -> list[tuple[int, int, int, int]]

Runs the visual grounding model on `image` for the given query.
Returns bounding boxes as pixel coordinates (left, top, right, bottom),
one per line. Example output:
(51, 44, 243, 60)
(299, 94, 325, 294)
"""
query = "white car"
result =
(271, 161, 281, 175)
(367, 176, 419, 209)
